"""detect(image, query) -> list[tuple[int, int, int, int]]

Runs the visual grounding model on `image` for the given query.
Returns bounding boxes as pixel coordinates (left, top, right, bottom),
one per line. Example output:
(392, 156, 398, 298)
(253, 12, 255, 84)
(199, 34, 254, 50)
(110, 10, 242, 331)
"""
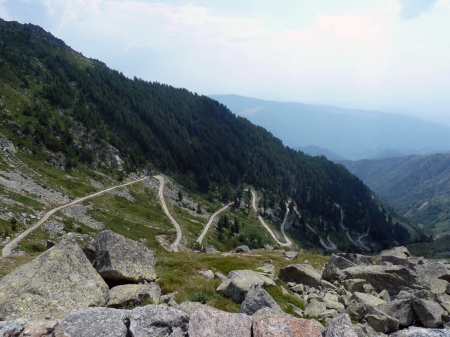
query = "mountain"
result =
(294, 145, 346, 161)
(209, 94, 450, 160)
(0, 18, 415, 250)
(342, 153, 450, 238)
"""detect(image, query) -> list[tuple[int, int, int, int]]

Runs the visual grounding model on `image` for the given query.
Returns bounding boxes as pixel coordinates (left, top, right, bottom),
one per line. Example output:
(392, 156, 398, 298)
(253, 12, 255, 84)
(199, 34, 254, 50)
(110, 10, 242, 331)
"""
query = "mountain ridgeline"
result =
(0, 18, 412, 247)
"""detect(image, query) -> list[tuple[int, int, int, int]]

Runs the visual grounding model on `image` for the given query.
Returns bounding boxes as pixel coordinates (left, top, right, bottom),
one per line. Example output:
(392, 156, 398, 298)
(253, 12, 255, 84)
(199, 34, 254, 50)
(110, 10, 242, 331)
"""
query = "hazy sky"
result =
(1, 0, 449, 124)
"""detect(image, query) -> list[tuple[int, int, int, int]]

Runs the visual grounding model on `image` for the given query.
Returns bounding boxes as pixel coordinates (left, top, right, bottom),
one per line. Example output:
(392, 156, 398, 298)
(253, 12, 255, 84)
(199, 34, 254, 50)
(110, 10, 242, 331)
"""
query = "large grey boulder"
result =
(414, 261, 450, 288)
(352, 292, 387, 307)
(239, 284, 283, 316)
(94, 230, 157, 284)
(0, 318, 27, 336)
(322, 255, 356, 282)
(54, 307, 128, 337)
(366, 313, 399, 334)
(279, 264, 322, 287)
(216, 270, 276, 303)
(377, 298, 418, 327)
(324, 314, 358, 337)
(390, 328, 450, 336)
(129, 305, 189, 337)
(413, 298, 445, 328)
(0, 237, 109, 320)
(107, 283, 161, 308)
(380, 246, 411, 266)
(189, 308, 252, 337)
(178, 301, 218, 315)
(235, 245, 250, 253)
(253, 316, 322, 337)
(341, 265, 423, 295)
(284, 251, 300, 260)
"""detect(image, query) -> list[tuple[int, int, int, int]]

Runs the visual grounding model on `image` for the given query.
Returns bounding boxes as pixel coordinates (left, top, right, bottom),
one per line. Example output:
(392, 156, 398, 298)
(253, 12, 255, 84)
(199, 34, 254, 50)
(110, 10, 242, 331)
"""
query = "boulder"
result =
(0, 237, 109, 320)
(390, 327, 450, 336)
(413, 298, 445, 328)
(257, 264, 276, 280)
(94, 230, 157, 283)
(204, 247, 219, 254)
(198, 269, 215, 279)
(366, 313, 399, 334)
(216, 270, 276, 303)
(17, 320, 57, 337)
(380, 246, 411, 266)
(430, 278, 449, 294)
(340, 265, 423, 295)
(353, 292, 387, 307)
(178, 301, 218, 315)
(235, 245, 250, 253)
(322, 255, 356, 282)
(0, 318, 27, 336)
(107, 283, 161, 308)
(189, 308, 252, 337)
(279, 264, 322, 287)
(253, 316, 322, 337)
(338, 253, 373, 266)
(324, 313, 358, 337)
(81, 243, 96, 264)
(304, 299, 327, 318)
(239, 284, 283, 316)
(284, 251, 300, 260)
(343, 279, 371, 293)
(129, 305, 189, 337)
(377, 298, 418, 327)
(53, 307, 129, 337)
(414, 261, 450, 286)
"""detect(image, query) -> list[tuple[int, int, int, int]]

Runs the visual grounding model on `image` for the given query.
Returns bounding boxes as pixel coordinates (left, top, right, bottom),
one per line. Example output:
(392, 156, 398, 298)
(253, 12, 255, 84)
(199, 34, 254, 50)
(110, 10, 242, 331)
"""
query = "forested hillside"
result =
(343, 153, 450, 238)
(0, 18, 414, 247)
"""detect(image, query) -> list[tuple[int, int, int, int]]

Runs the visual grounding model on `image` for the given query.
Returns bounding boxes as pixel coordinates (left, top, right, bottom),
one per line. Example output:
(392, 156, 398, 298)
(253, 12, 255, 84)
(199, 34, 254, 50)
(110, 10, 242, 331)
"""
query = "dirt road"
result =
(196, 203, 233, 244)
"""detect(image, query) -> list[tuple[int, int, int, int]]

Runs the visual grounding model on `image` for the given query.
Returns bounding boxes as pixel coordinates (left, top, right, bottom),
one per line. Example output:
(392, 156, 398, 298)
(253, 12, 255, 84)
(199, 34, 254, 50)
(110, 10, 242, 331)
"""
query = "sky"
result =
(1, 0, 449, 125)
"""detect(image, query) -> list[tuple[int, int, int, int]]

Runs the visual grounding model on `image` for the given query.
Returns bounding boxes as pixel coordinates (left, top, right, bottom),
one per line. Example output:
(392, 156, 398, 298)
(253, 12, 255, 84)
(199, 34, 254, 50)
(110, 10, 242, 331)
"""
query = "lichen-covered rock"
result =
(0, 318, 27, 336)
(390, 327, 450, 336)
(216, 270, 276, 303)
(0, 237, 109, 320)
(380, 247, 411, 266)
(322, 254, 356, 282)
(253, 316, 322, 337)
(324, 313, 358, 337)
(129, 305, 189, 337)
(353, 292, 387, 307)
(343, 279, 372, 293)
(239, 284, 283, 316)
(17, 320, 57, 337)
(189, 308, 251, 337)
(413, 298, 445, 328)
(107, 283, 161, 308)
(279, 264, 322, 287)
(94, 230, 157, 283)
(304, 299, 327, 318)
(54, 307, 128, 337)
(377, 298, 418, 328)
(366, 313, 399, 334)
(178, 301, 218, 315)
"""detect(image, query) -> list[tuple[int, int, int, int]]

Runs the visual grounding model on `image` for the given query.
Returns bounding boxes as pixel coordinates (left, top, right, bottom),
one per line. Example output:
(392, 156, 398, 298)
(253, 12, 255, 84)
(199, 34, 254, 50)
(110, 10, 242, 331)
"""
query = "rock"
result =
(204, 247, 219, 254)
(430, 278, 449, 294)
(18, 320, 57, 337)
(253, 316, 322, 337)
(94, 230, 157, 284)
(338, 253, 373, 266)
(189, 308, 251, 337)
(216, 270, 276, 303)
(378, 290, 390, 302)
(54, 307, 129, 337)
(81, 243, 96, 264)
(130, 305, 189, 337)
(239, 284, 283, 316)
(235, 245, 250, 253)
(304, 299, 327, 318)
(107, 283, 161, 308)
(279, 264, 322, 287)
(366, 313, 399, 333)
(380, 246, 411, 266)
(178, 301, 218, 315)
(264, 244, 274, 251)
(390, 327, 450, 336)
(415, 261, 450, 286)
(0, 318, 27, 336)
(160, 294, 178, 307)
(353, 292, 387, 307)
(341, 265, 423, 295)
(353, 323, 384, 337)
(343, 279, 371, 293)
(284, 251, 300, 260)
(198, 269, 215, 279)
(0, 132, 17, 153)
(214, 272, 227, 280)
(0, 237, 109, 320)
(324, 313, 358, 337)
(257, 264, 275, 280)
(377, 298, 418, 328)
(413, 298, 445, 328)
(322, 254, 357, 282)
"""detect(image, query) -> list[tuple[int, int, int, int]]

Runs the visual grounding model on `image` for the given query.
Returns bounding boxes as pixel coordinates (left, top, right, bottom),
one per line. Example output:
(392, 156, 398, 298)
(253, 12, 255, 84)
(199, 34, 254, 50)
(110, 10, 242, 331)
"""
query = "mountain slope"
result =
(0, 18, 414, 248)
(342, 153, 450, 237)
(210, 94, 450, 160)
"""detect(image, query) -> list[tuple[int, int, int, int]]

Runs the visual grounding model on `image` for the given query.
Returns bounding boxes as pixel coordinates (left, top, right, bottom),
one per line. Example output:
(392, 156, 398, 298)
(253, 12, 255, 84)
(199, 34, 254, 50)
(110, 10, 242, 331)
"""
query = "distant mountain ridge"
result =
(210, 94, 450, 160)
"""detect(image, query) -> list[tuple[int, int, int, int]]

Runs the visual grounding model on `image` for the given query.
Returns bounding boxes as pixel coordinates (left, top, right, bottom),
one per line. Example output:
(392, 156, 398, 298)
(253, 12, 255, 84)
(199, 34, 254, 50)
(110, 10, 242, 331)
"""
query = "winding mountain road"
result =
(196, 203, 233, 244)
(251, 190, 292, 247)
(154, 175, 182, 252)
(2, 176, 149, 257)
(358, 228, 370, 251)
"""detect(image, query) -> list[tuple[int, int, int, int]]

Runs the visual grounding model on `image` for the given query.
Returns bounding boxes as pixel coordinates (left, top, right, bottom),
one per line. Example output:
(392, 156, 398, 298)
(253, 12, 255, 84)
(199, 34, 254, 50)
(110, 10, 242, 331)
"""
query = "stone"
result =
(366, 313, 399, 333)
(253, 316, 322, 337)
(178, 301, 218, 315)
(130, 305, 189, 337)
(107, 283, 161, 308)
(413, 298, 445, 328)
(390, 327, 450, 336)
(430, 278, 449, 294)
(160, 294, 178, 307)
(322, 254, 356, 282)
(304, 299, 327, 318)
(18, 320, 57, 337)
(0, 237, 109, 320)
(257, 264, 275, 280)
(239, 284, 283, 316)
(279, 264, 322, 287)
(324, 313, 358, 337)
(378, 290, 390, 302)
(353, 292, 387, 307)
(377, 298, 418, 327)
(94, 230, 157, 284)
(204, 247, 219, 253)
(0, 318, 27, 336)
(198, 269, 215, 279)
(235, 245, 250, 253)
(338, 253, 373, 266)
(380, 246, 411, 266)
(216, 270, 276, 303)
(284, 251, 300, 260)
(353, 323, 383, 337)
(54, 307, 128, 337)
(189, 308, 252, 337)
(343, 279, 370, 293)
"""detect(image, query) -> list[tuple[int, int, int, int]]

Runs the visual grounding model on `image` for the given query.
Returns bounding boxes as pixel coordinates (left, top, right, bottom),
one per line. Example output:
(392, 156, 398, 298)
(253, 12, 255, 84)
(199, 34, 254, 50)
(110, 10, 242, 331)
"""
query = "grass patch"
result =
(266, 284, 306, 312)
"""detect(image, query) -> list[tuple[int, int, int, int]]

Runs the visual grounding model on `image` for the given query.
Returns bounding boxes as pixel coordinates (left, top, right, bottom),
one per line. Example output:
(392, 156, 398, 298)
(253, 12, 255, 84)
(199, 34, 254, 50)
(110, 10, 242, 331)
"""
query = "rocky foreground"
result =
(0, 232, 450, 336)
